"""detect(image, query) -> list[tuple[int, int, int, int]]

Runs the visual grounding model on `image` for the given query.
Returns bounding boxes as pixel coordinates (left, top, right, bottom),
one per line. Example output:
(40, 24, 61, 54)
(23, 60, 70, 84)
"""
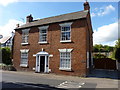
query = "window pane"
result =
(61, 26, 70, 41)
(22, 31, 29, 43)
(60, 52, 71, 69)
(40, 29, 47, 33)
(40, 29, 47, 42)
(61, 27, 70, 32)
(21, 52, 28, 65)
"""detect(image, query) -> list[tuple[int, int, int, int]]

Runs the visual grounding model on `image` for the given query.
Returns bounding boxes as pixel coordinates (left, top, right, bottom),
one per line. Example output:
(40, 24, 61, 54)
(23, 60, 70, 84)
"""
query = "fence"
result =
(93, 58, 117, 70)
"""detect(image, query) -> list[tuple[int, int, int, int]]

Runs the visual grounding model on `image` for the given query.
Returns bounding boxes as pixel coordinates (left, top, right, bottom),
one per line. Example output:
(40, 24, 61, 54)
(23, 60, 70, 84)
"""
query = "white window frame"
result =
(21, 29, 30, 45)
(59, 22, 73, 42)
(20, 49, 29, 67)
(58, 49, 73, 71)
(38, 26, 49, 44)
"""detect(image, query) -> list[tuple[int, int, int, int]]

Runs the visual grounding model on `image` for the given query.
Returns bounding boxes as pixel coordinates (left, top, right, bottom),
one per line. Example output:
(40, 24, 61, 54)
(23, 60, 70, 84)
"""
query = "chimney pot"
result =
(84, 1, 90, 11)
(16, 24, 19, 27)
(26, 14, 33, 23)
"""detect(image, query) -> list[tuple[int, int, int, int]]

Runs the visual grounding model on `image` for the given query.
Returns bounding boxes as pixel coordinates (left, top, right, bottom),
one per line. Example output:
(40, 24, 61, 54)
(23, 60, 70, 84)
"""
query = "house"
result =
(0, 32, 14, 50)
(0, 34, 3, 39)
(13, 2, 93, 76)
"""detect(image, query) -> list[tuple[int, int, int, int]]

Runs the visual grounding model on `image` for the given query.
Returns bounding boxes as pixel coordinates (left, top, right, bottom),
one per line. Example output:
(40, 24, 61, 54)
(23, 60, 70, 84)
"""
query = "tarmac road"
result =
(1, 70, 119, 89)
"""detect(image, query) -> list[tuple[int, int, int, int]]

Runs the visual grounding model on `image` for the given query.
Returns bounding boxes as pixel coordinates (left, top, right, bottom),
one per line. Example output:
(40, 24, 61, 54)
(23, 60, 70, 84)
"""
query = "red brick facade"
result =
(13, 2, 93, 77)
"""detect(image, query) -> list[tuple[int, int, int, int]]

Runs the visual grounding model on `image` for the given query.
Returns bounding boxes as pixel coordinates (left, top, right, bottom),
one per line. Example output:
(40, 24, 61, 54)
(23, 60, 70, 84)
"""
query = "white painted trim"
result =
(38, 42, 48, 44)
(37, 51, 49, 55)
(60, 40, 71, 43)
(22, 28, 30, 32)
(20, 49, 29, 53)
(21, 43, 29, 45)
(35, 55, 49, 73)
(59, 22, 73, 27)
(33, 67, 35, 71)
(38, 25, 49, 30)
(49, 54, 53, 57)
(58, 49, 73, 52)
(33, 54, 36, 57)
(59, 68, 71, 71)
(91, 53, 93, 66)
(20, 64, 28, 67)
(87, 52, 89, 68)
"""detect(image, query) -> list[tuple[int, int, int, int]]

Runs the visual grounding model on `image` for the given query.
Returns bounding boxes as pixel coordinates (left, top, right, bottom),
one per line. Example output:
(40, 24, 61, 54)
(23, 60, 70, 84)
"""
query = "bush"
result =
(93, 54, 107, 59)
(0, 64, 16, 71)
(2, 47, 12, 65)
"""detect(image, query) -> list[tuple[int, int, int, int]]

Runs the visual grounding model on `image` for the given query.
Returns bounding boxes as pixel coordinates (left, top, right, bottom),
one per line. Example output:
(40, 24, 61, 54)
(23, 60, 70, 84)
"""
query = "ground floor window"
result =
(60, 52, 71, 69)
(20, 49, 29, 67)
(58, 49, 73, 70)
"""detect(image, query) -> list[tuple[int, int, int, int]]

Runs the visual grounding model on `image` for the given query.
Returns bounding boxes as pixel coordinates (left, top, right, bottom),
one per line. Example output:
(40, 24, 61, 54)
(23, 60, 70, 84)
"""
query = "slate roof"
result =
(15, 10, 88, 30)
(0, 36, 11, 44)
(0, 34, 3, 39)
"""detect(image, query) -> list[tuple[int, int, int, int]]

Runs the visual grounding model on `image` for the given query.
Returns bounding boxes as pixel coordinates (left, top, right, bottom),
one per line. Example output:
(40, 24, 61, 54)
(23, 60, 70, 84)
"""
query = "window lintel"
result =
(59, 22, 73, 27)
(58, 49, 73, 52)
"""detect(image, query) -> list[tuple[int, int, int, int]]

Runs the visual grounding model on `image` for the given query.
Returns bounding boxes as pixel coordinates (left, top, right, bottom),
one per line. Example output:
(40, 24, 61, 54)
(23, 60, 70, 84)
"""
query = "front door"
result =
(36, 54, 49, 73)
(40, 56, 45, 72)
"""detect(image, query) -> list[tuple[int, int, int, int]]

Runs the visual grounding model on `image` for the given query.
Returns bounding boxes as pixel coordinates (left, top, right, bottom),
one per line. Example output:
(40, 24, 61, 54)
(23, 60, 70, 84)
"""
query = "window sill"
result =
(38, 42, 48, 44)
(59, 68, 71, 71)
(60, 40, 71, 43)
(21, 43, 29, 45)
(20, 64, 28, 67)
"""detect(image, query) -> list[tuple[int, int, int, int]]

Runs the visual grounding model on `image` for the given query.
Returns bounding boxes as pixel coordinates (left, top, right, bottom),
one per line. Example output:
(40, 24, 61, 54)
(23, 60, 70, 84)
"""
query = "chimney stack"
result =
(84, 1, 90, 11)
(26, 14, 33, 23)
(16, 24, 19, 27)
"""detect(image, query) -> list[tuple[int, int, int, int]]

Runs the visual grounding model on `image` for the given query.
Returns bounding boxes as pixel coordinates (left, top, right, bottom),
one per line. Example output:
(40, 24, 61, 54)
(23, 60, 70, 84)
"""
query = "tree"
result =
(93, 44, 103, 52)
(93, 53, 107, 59)
(115, 39, 120, 62)
(115, 38, 120, 48)
(115, 48, 120, 63)
(2, 47, 12, 65)
(93, 44, 114, 52)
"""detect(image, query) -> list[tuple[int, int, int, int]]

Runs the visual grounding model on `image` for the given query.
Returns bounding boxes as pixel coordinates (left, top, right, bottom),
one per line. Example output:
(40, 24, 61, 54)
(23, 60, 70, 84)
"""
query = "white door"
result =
(36, 55, 40, 72)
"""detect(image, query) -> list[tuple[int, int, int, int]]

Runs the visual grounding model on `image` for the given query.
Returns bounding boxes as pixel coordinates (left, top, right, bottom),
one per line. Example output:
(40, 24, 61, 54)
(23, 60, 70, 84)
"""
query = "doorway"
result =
(35, 51, 49, 73)
(40, 56, 45, 72)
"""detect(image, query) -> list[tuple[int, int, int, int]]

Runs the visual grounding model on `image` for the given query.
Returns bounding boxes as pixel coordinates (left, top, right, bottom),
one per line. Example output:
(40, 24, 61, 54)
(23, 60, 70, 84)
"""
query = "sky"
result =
(0, 0, 119, 46)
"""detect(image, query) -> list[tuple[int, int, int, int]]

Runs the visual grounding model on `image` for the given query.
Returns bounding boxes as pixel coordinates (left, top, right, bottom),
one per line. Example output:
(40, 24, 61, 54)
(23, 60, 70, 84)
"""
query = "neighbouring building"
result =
(13, 2, 93, 76)
(0, 34, 3, 39)
(0, 32, 14, 50)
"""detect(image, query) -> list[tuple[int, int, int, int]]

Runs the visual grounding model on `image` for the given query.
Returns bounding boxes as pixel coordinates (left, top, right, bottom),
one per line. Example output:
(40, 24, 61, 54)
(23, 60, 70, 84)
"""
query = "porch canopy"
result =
(36, 51, 49, 56)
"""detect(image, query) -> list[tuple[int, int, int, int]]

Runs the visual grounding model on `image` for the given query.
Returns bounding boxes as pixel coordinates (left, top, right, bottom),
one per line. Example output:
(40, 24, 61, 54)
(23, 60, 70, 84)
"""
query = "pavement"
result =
(88, 69, 119, 79)
(1, 70, 120, 89)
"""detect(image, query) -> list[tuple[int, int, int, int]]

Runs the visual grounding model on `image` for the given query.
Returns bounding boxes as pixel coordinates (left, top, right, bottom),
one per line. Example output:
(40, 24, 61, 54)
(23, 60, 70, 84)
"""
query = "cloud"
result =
(91, 12, 96, 17)
(0, 0, 18, 6)
(91, 5, 115, 17)
(0, 19, 24, 37)
(93, 22, 118, 46)
(101, 40, 117, 46)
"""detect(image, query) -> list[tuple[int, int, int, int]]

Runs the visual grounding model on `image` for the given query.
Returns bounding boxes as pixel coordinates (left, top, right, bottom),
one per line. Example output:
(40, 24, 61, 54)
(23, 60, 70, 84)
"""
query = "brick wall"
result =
(13, 19, 91, 76)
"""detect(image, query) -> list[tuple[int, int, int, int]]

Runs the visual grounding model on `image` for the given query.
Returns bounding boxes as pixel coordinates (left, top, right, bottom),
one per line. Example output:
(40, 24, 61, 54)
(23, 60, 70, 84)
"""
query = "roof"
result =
(0, 35, 3, 39)
(15, 10, 88, 30)
(0, 36, 11, 44)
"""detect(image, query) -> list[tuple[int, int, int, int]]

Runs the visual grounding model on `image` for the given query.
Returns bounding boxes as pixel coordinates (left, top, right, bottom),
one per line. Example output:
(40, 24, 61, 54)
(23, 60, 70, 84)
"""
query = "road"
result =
(1, 70, 119, 89)
(2, 71, 65, 89)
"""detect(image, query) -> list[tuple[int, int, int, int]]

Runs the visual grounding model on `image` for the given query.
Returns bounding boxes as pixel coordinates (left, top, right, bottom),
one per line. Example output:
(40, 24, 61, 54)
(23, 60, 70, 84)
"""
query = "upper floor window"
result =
(38, 26, 49, 44)
(59, 22, 73, 42)
(22, 29, 30, 45)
